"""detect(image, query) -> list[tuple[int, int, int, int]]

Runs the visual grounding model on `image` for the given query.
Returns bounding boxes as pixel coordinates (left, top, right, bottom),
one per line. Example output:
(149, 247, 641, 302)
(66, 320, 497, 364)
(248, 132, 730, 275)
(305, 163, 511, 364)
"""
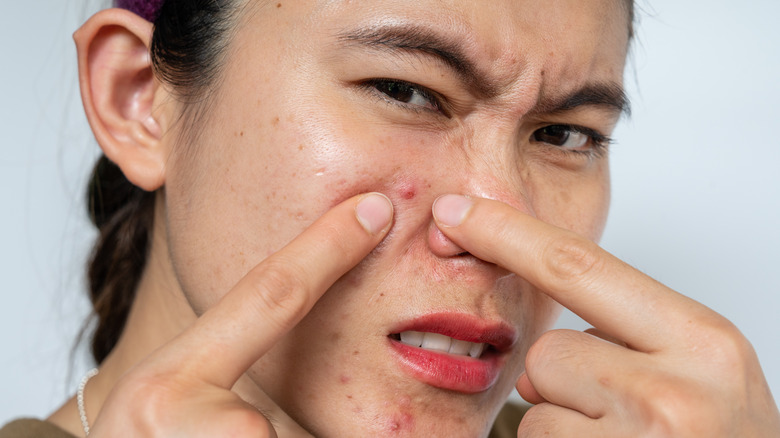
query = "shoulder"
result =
(0, 419, 76, 438)
(488, 401, 530, 438)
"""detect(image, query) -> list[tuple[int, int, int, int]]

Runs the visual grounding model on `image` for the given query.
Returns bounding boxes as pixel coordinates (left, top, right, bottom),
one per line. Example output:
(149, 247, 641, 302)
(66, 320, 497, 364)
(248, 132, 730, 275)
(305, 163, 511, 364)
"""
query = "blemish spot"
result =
(276, 3, 282, 7)
(240, 131, 244, 137)
(399, 184, 416, 200)
(339, 375, 351, 384)
(272, 116, 280, 126)
(385, 412, 414, 434)
(352, 350, 360, 356)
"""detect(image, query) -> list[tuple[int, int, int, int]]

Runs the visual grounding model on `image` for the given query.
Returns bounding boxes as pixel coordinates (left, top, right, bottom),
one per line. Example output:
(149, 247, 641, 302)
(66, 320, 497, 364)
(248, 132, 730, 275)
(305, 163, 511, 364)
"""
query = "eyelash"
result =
(362, 78, 448, 116)
(363, 78, 612, 158)
(531, 124, 613, 159)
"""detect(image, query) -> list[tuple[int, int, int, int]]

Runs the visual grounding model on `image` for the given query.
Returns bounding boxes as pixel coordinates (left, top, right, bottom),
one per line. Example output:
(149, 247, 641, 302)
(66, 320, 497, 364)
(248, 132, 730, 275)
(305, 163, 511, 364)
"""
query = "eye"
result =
(532, 124, 611, 156)
(366, 79, 443, 113)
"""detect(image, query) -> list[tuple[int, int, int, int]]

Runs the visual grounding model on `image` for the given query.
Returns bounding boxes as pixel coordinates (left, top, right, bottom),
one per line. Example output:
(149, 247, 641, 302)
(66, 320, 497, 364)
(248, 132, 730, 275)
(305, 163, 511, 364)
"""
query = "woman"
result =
(2, 0, 778, 436)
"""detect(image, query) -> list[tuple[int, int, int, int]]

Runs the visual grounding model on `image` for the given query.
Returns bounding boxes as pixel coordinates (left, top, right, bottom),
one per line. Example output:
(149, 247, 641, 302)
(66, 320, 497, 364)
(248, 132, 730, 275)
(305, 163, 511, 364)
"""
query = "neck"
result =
(47, 194, 312, 437)
(48, 195, 196, 436)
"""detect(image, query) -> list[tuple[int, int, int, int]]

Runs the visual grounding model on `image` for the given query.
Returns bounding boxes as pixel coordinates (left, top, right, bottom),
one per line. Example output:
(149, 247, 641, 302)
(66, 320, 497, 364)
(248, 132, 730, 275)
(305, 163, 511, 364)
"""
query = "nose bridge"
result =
(423, 120, 534, 259)
(449, 116, 534, 215)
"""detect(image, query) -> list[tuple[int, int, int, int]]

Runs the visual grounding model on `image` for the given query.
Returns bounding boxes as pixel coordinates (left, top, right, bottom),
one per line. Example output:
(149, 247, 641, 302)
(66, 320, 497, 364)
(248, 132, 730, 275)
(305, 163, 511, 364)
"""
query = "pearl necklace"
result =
(77, 368, 99, 437)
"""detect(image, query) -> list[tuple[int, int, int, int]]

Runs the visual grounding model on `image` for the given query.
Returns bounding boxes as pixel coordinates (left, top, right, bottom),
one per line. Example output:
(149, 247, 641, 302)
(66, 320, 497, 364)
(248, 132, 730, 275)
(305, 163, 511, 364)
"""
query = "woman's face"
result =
(162, 0, 630, 435)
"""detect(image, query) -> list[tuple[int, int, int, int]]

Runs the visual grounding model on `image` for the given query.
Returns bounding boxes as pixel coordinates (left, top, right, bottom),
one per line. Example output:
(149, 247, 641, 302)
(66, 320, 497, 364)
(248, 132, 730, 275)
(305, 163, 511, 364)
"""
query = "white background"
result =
(2, 0, 779, 424)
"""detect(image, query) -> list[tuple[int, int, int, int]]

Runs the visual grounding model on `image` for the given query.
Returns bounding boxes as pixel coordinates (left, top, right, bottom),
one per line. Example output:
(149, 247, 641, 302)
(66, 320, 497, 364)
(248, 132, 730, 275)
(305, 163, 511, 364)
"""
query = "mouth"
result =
(387, 313, 517, 394)
(390, 331, 487, 358)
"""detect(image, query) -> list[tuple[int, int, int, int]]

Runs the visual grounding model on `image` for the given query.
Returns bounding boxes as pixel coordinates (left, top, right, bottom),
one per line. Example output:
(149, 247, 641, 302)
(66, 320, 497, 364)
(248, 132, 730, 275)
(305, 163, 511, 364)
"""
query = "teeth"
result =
(400, 330, 424, 347)
(397, 331, 487, 358)
(469, 342, 485, 358)
(421, 333, 452, 352)
(449, 339, 472, 355)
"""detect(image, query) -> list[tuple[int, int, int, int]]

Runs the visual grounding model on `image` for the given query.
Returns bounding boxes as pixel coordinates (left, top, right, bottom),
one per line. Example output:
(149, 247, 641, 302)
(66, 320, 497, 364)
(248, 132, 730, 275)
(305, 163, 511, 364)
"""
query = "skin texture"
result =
(160, 1, 623, 436)
(47, 0, 780, 437)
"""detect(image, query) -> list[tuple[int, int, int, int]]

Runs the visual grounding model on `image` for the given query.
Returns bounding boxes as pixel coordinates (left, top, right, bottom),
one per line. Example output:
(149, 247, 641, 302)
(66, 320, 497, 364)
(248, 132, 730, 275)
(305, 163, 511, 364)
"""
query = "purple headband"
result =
(115, 0, 165, 22)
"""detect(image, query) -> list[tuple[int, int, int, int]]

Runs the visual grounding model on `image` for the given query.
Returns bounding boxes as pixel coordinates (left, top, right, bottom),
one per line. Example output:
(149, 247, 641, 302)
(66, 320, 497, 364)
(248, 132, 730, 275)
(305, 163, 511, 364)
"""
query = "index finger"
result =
(157, 193, 394, 388)
(432, 194, 705, 353)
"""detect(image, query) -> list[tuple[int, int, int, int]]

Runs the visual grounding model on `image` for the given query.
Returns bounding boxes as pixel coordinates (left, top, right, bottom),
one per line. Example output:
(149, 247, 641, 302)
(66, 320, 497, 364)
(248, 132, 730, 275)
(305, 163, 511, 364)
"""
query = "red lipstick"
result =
(388, 312, 517, 393)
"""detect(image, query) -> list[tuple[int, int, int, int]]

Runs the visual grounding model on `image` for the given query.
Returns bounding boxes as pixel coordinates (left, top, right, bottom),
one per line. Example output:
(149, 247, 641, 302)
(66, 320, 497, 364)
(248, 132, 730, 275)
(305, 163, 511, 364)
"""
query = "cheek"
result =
(525, 161, 611, 241)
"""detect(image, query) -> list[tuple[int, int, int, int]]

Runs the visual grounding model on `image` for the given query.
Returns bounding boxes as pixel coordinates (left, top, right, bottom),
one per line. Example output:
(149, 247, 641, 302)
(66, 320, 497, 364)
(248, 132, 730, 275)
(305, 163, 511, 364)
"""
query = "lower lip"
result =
(389, 338, 502, 393)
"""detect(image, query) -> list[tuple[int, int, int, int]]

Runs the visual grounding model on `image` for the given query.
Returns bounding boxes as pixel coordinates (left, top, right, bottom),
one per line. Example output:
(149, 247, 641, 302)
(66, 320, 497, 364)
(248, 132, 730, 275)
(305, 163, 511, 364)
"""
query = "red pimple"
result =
(399, 184, 416, 200)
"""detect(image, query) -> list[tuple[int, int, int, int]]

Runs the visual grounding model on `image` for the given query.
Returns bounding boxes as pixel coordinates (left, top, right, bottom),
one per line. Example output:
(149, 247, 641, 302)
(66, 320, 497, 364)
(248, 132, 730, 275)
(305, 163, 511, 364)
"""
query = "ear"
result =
(74, 9, 171, 191)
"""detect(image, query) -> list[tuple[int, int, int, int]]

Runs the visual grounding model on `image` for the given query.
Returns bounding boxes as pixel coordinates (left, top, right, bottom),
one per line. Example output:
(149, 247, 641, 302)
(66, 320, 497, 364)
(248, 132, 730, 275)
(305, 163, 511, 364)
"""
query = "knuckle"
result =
(246, 258, 311, 326)
(517, 403, 559, 437)
(526, 329, 581, 367)
(544, 235, 602, 288)
(633, 378, 719, 437)
(114, 372, 186, 431)
(702, 317, 753, 359)
(219, 407, 274, 437)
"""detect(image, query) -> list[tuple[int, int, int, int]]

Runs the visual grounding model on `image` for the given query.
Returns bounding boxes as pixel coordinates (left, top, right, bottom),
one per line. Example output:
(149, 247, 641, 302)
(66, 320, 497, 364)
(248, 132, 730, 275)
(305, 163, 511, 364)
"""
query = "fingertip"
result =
(517, 372, 545, 405)
(432, 194, 474, 227)
(355, 192, 394, 235)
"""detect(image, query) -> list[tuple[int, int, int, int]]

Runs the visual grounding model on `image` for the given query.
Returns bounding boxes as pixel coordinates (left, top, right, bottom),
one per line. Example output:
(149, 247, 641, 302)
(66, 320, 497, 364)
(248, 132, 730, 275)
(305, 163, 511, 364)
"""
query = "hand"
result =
(89, 193, 394, 437)
(432, 194, 780, 437)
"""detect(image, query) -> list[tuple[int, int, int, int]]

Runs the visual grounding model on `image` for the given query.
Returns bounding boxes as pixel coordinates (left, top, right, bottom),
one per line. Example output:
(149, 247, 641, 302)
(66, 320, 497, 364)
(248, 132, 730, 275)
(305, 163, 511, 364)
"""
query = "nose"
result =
(422, 125, 534, 260)
(427, 221, 467, 258)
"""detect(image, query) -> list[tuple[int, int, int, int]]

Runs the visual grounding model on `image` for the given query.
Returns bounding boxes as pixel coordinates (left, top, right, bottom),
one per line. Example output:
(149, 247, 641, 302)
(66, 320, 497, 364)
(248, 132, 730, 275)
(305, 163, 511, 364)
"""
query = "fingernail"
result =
(356, 193, 394, 235)
(433, 194, 473, 227)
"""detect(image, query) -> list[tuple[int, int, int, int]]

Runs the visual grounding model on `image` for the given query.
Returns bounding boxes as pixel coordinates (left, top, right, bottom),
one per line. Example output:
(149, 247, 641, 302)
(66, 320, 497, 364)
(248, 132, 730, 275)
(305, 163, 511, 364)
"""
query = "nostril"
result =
(427, 221, 466, 258)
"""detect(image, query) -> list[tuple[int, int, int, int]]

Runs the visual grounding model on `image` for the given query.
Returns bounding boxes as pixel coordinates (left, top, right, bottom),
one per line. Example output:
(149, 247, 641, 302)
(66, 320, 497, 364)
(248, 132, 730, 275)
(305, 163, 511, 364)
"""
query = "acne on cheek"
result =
(380, 397, 415, 434)
(324, 173, 429, 213)
(396, 180, 417, 201)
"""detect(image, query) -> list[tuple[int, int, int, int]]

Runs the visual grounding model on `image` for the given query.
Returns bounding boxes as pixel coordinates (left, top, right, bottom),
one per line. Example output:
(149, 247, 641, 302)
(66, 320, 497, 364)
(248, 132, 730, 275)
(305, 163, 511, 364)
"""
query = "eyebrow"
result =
(337, 23, 631, 116)
(337, 24, 498, 97)
(537, 82, 631, 117)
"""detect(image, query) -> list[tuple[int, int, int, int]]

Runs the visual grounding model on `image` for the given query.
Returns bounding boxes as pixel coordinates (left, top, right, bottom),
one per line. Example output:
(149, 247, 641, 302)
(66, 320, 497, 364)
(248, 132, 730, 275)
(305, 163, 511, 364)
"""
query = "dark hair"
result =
(84, 0, 636, 364)
(85, 0, 242, 364)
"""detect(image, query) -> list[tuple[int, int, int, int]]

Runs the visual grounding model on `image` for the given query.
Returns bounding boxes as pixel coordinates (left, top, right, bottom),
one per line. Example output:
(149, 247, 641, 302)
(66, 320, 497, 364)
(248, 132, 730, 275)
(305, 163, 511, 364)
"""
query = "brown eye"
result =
(532, 125, 589, 150)
(371, 79, 440, 112)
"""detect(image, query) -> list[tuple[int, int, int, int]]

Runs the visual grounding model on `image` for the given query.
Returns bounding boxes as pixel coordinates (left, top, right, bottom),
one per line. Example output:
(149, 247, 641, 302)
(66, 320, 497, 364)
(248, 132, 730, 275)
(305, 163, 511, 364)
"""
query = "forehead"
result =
(241, 0, 630, 97)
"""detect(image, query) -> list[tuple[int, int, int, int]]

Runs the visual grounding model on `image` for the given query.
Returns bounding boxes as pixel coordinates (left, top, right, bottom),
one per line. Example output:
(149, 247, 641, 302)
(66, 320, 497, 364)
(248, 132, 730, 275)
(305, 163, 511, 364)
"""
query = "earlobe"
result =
(74, 8, 169, 192)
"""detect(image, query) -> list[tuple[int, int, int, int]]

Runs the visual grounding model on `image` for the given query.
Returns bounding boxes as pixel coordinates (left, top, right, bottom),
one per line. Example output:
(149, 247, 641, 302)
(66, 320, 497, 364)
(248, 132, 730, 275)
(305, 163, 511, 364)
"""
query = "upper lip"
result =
(388, 312, 518, 352)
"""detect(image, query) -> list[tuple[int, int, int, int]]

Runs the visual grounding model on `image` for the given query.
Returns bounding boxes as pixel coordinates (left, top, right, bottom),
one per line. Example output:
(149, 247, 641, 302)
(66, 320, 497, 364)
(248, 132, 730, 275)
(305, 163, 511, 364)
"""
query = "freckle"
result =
(298, 144, 304, 151)
(347, 395, 353, 399)
(272, 116, 280, 126)
(353, 350, 360, 356)
(331, 332, 342, 342)
(380, 293, 385, 297)
(240, 131, 244, 137)
(276, 2, 282, 7)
